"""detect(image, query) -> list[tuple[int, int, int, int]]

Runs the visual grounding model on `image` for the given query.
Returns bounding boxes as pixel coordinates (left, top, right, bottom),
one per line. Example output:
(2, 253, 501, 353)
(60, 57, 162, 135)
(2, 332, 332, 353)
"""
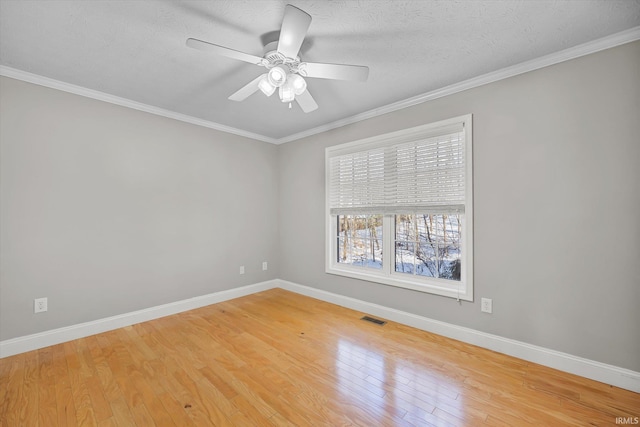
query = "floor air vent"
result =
(361, 316, 387, 326)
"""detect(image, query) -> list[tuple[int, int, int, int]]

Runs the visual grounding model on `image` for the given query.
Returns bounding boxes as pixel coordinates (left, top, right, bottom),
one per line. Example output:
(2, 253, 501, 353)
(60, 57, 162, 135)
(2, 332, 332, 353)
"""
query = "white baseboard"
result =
(276, 279, 640, 394)
(2, 277, 638, 393)
(0, 280, 277, 358)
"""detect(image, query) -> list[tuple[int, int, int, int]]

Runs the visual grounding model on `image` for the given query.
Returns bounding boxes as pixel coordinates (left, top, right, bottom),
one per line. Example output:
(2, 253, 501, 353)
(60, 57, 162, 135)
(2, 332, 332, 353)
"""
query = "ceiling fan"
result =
(186, 4, 369, 113)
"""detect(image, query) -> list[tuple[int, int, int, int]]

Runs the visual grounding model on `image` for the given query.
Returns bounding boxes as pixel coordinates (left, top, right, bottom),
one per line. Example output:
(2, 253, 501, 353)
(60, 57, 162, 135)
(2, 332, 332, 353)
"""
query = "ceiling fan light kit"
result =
(267, 65, 288, 87)
(258, 74, 276, 96)
(186, 4, 369, 113)
(289, 74, 307, 95)
(279, 83, 295, 103)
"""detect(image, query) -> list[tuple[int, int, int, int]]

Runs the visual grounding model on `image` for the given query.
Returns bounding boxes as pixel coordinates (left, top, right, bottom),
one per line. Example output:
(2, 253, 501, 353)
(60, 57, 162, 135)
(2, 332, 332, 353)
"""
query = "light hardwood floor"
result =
(1, 288, 638, 426)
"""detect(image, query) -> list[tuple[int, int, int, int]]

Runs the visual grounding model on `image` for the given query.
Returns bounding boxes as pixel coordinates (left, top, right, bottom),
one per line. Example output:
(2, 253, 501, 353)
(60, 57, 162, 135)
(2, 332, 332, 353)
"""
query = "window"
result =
(325, 115, 473, 300)
(395, 213, 462, 280)
(337, 214, 383, 269)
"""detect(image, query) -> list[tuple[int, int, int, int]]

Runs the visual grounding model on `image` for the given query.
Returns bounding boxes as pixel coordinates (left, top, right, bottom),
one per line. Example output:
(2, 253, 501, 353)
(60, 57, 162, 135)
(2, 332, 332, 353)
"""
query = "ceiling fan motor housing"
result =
(263, 41, 301, 71)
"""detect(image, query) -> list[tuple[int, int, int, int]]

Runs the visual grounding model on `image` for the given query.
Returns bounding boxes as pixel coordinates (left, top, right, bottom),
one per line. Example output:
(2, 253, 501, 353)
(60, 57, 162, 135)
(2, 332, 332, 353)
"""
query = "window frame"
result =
(325, 115, 473, 301)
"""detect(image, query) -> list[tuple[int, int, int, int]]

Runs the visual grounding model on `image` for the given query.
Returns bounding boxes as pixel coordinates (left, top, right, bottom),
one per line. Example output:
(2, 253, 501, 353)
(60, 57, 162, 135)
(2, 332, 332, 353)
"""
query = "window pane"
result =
(396, 214, 416, 240)
(395, 241, 415, 274)
(438, 214, 461, 281)
(337, 215, 382, 269)
(438, 245, 461, 280)
(416, 242, 437, 277)
(395, 213, 462, 281)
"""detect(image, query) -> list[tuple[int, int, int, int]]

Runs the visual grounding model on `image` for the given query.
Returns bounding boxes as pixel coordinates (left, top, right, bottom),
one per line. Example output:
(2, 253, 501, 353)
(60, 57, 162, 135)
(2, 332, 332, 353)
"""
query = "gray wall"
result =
(0, 77, 279, 340)
(2, 41, 638, 372)
(278, 41, 640, 371)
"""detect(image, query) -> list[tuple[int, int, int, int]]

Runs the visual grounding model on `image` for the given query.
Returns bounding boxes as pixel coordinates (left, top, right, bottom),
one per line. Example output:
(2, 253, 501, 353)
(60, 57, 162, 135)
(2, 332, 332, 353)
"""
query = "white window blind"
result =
(329, 148, 385, 214)
(329, 126, 465, 215)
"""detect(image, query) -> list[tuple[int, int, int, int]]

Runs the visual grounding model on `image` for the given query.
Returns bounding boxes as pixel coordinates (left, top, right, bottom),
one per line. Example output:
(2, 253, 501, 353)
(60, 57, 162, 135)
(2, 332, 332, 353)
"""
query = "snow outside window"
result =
(325, 115, 473, 301)
(337, 214, 383, 269)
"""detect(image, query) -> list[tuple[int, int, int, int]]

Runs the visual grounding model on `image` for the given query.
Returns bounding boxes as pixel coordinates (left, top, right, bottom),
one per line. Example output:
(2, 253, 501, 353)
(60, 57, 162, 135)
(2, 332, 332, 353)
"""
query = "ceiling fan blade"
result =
(301, 62, 369, 82)
(228, 74, 265, 101)
(277, 5, 312, 59)
(186, 38, 264, 65)
(295, 89, 318, 113)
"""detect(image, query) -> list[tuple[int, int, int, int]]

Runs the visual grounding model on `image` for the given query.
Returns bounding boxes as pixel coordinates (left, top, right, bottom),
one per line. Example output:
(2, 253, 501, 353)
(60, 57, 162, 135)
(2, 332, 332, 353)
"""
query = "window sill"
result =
(325, 264, 473, 301)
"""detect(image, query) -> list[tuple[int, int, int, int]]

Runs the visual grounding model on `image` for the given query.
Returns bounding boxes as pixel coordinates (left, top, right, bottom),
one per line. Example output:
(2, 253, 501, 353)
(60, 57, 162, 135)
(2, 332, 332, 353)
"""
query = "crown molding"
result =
(2, 26, 638, 145)
(276, 26, 640, 144)
(0, 66, 278, 144)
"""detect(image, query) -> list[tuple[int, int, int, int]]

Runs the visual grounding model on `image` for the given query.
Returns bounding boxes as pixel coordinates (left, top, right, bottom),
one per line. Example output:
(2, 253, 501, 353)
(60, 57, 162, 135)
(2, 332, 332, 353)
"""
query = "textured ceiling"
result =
(1, 0, 639, 142)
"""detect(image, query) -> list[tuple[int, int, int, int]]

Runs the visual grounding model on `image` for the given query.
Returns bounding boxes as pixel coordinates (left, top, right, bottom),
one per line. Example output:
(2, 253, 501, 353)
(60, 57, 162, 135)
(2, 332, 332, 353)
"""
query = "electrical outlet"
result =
(262, 261, 268, 271)
(34, 297, 48, 313)
(239, 266, 245, 275)
(481, 298, 492, 314)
